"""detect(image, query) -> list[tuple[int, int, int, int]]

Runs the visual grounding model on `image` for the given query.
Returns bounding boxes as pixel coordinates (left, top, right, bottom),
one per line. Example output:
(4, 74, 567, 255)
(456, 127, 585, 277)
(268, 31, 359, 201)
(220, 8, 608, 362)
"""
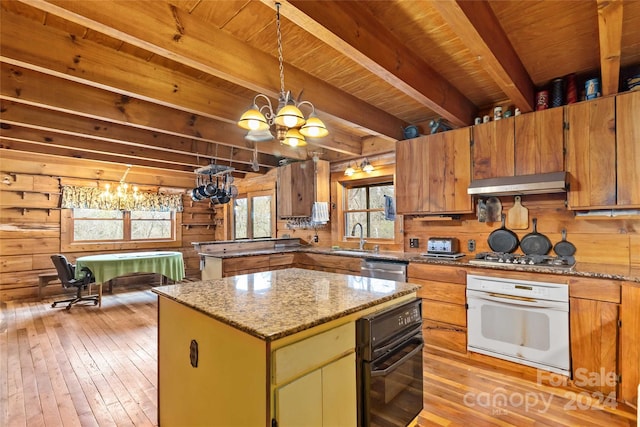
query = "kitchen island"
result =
(152, 268, 419, 426)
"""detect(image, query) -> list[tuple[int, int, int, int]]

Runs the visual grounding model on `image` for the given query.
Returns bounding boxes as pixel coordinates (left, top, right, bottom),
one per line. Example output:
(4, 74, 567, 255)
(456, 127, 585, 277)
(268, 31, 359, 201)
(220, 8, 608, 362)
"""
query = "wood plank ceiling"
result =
(1, 0, 639, 182)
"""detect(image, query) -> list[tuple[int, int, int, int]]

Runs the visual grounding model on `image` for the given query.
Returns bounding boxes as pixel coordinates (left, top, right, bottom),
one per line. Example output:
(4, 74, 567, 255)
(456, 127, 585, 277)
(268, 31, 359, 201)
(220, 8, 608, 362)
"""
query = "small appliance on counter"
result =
(426, 237, 459, 254)
(422, 237, 464, 259)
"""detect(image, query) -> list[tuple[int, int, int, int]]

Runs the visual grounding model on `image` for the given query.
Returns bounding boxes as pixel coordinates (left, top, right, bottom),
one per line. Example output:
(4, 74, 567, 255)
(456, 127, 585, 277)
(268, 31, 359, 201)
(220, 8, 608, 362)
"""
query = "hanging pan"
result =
(520, 218, 552, 255)
(487, 214, 519, 253)
(553, 228, 576, 257)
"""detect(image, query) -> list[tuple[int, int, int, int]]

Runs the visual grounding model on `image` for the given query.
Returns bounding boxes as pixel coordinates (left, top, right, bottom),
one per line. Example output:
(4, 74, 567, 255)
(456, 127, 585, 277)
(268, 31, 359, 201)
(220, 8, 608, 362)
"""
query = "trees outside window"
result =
(343, 182, 394, 239)
(72, 208, 174, 242)
(233, 191, 275, 240)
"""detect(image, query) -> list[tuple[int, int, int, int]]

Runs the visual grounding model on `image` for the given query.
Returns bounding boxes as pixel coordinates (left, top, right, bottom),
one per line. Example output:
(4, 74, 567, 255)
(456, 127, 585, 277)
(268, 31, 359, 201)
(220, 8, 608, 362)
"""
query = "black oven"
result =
(357, 298, 423, 427)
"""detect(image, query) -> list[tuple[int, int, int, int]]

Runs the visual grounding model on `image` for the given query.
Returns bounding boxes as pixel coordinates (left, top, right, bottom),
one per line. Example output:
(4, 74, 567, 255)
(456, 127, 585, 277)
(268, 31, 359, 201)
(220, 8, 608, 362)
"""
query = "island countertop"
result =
(152, 267, 419, 341)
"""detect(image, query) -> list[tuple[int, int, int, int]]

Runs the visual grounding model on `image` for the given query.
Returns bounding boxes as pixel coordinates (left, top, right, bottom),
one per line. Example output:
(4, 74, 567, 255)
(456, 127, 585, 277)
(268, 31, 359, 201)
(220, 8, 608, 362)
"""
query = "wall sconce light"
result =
(344, 158, 375, 176)
(361, 158, 374, 173)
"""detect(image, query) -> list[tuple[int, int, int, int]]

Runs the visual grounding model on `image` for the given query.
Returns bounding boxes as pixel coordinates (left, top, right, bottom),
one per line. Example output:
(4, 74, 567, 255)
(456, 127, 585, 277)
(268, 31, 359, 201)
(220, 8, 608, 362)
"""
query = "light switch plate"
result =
(409, 238, 419, 248)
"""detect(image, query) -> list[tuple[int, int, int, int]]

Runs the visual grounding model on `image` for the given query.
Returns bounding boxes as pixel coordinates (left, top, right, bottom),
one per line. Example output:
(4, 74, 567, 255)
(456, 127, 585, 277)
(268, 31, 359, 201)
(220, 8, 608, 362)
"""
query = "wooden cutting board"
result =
(507, 196, 529, 229)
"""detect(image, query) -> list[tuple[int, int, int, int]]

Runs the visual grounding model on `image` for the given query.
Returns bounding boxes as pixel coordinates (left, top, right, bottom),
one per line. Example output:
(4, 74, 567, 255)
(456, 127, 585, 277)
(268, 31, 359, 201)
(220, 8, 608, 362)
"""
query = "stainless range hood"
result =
(467, 171, 567, 196)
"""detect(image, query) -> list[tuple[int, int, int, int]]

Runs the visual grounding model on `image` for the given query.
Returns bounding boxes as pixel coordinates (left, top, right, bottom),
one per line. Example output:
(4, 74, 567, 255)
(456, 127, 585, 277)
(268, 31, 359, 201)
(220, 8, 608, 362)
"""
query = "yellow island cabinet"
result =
(152, 268, 419, 427)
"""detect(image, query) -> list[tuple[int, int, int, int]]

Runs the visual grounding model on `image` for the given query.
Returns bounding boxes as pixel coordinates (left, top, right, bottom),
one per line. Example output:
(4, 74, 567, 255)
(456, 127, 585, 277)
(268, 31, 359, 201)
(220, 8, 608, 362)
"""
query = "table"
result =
(76, 251, 185, 306)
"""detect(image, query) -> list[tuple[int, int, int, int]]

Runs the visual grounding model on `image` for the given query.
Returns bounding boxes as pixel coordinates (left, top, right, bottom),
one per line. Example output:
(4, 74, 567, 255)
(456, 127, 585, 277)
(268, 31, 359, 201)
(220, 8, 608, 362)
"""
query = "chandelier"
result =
(101, 164, 139, 202)
(237, 2, 328, 147)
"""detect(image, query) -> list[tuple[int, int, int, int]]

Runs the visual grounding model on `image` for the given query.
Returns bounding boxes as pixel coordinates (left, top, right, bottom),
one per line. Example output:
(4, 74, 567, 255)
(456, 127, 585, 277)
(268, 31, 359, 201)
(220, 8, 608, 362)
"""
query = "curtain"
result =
(61, 185, 183, 212)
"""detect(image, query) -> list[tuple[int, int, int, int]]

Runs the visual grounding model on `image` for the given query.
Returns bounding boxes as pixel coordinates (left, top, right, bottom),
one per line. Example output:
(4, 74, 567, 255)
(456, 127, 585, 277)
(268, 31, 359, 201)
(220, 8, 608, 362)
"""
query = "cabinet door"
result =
(616, 91, 640, 207)
(569, 297, 618, 395)
(514, 108, 564, 175)
(322, 353, 357, 427)
(566, 97, 616, 209)
(620, 283, 640, 406)
(428, 128, 472, 213)
(277, 161, 315, 217)
(396, 137, 430, 214)
(275, 354, 357, 427)
(472, 118, 515, 180)
(276, 369, 323, 426)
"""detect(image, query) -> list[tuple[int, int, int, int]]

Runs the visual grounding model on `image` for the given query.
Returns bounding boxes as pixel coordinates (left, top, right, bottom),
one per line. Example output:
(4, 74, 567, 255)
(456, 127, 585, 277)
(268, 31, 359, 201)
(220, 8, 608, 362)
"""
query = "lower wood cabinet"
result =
(569, 277, 621, 396)
(620, 282, 640, 407)
(294, 253, 362, 275)
(408, 263, 467, 353)
(222, 253, 295, 277)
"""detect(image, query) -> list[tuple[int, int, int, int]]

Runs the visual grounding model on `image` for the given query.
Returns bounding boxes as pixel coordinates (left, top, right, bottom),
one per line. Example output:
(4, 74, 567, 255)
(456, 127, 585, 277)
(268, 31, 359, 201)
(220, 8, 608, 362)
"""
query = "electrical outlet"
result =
(468, 239, 476, 252)
(409, 238, 419, 248)
(313, 235, 319, 243)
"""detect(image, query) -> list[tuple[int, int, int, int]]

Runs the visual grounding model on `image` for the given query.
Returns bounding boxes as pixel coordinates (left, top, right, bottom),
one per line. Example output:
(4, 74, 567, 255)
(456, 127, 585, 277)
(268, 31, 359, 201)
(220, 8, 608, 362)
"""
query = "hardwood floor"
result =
(1, 288, 637, 426)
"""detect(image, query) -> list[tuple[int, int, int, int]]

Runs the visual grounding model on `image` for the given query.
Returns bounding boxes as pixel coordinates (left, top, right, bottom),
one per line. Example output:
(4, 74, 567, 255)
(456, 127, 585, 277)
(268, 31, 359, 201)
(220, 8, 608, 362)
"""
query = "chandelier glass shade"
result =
(237, 2, 328, 147)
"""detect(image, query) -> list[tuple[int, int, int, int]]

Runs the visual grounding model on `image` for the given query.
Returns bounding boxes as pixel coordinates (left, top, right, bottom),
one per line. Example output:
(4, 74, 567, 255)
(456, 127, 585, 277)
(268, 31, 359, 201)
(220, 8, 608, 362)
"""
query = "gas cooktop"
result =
(468, 252, 576, 270)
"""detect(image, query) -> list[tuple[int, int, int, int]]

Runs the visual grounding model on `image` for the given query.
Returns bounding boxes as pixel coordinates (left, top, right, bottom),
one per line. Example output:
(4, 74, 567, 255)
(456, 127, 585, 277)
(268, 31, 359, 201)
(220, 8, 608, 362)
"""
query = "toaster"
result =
(427, 237, 460, 254)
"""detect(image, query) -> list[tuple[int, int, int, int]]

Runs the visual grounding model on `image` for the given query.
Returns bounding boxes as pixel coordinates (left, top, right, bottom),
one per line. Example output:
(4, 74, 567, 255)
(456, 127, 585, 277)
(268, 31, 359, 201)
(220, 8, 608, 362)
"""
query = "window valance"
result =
(61, 185, 183, 212)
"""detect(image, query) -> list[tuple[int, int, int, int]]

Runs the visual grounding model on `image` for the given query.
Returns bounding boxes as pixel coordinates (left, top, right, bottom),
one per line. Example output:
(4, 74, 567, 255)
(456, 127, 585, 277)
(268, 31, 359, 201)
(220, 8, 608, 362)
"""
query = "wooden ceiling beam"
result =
(0, 125, 265, 174)
(18, 0, 406, 140)
(277, 0, 477, 127)
(431, 0, 535, 112)
(0, 150, 198, 188)
(0, 62, 306, 161)
(0, 100, 280, 168)
(597, 0, 624, 96)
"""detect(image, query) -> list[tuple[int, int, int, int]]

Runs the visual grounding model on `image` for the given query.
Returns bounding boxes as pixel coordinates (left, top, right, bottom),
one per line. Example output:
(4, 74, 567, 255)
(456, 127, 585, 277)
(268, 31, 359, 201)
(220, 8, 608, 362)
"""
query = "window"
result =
(343, 182, 394, 239)
(72, 208, 174, 242)
(233, 191, 275, 240)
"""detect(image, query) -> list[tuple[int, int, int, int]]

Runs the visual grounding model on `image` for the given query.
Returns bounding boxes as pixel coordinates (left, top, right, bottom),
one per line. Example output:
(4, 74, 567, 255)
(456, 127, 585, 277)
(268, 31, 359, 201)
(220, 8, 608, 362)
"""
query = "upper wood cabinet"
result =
(396, 127, 472, 215)
(566, 91, 640, 209)
(277, 159, 329, 218)
(472, 108, 564, 180)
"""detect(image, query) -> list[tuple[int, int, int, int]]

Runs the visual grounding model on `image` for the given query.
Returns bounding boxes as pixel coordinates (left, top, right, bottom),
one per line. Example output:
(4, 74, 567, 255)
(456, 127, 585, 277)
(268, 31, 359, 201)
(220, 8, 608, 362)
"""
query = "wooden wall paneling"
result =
(0, 191, 60, 208)
(1, 238, 60, 256)
(615, 91, 640, 207)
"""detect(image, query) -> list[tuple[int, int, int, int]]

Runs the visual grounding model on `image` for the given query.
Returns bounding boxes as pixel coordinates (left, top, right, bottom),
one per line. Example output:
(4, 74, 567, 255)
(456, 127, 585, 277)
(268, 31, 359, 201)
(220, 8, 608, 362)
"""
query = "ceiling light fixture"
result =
(237, 2, 328, 147)
(101, 164, 139, 201)
(344, 158, 375, 176)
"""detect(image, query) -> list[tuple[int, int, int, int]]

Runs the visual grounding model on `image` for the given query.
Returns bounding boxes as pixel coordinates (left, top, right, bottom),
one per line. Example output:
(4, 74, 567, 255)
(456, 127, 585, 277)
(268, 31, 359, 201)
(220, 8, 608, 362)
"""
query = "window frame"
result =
(231, 189, 276, 240)
(336, 167, 400, 246)
(61, 208, 182, 252)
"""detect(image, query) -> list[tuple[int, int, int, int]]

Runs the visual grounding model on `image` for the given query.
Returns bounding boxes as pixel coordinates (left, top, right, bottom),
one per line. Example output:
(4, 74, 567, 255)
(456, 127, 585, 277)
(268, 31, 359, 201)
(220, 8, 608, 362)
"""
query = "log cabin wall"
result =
(0, 151, 224, 301)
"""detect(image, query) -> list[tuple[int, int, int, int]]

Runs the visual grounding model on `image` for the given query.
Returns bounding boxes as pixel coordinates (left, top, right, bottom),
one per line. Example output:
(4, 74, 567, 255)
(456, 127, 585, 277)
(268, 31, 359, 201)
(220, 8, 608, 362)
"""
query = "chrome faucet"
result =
(351, 222, 366, 250)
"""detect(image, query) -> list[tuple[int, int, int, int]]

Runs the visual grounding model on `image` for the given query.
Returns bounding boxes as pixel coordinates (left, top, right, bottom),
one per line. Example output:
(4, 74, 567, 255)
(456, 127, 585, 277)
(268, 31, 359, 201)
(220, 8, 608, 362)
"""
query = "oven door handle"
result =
(371, 340, 424, 377)
(472, 292, 567, 309)
(372, 325, 423, 359)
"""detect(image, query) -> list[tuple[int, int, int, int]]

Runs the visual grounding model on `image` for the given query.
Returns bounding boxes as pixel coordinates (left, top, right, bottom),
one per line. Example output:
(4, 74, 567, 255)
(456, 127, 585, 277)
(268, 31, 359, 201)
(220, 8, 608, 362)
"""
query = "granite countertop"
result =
(152, 268, 419, 341)
(199, 247, 640, 283)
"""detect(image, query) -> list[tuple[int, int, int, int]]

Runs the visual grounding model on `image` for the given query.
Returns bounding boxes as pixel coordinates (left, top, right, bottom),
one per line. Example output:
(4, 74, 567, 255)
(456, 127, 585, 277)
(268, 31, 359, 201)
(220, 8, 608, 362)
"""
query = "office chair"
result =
(50, 254, 99, 310)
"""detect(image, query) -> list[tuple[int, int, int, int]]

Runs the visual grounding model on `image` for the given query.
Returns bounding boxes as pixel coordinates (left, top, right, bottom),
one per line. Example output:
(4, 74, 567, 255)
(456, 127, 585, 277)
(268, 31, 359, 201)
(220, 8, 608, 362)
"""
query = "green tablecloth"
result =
(75, 251, 185, 284)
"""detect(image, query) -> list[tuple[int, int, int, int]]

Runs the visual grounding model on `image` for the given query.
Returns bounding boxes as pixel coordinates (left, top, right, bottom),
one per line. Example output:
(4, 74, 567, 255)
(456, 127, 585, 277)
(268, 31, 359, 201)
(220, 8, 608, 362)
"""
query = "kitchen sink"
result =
(330, 249, 376, 256)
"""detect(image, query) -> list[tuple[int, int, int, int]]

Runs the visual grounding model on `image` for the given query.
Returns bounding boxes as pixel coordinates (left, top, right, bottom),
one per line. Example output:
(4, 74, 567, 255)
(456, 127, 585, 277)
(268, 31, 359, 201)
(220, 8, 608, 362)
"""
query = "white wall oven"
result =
(466, 274, 570, 377)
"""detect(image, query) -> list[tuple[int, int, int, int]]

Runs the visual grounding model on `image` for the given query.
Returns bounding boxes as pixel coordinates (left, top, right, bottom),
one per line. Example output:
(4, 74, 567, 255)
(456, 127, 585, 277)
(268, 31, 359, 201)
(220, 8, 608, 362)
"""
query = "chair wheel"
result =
(94, 300, 99, 305)
(65, 305, 71, 311)
(51, 303, 56, 308)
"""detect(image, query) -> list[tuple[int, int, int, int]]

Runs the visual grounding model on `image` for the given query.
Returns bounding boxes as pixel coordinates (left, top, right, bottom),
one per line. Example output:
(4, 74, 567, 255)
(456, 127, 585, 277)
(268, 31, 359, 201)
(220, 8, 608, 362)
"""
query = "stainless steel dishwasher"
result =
(360, 258, 408, 282)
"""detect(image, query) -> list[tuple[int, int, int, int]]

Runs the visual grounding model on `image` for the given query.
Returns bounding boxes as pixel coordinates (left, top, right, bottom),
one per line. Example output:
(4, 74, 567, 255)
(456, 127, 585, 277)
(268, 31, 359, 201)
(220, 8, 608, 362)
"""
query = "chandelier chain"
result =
(276, 2, 285, 97)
